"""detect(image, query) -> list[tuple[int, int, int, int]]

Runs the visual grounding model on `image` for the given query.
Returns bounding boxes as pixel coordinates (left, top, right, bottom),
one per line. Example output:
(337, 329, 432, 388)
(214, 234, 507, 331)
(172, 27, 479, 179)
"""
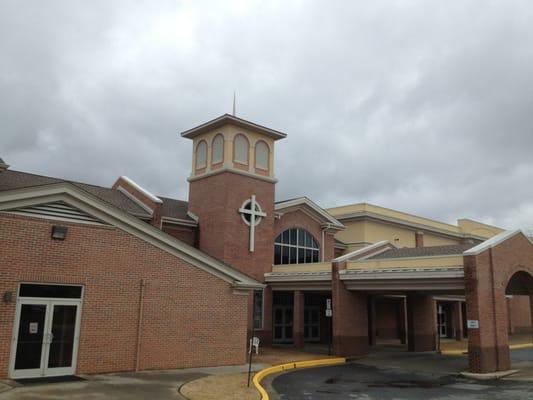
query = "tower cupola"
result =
(181, 114, 286, 183)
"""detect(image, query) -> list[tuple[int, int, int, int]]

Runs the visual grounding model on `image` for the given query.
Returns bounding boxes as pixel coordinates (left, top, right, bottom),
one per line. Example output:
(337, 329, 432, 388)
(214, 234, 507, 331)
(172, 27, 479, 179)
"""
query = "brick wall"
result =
(0, 213, 248, 378)
(188, 171, 275, 282)
(161, 223, 196, 247)
(465, 233, 533, 373)
(112, 177, 162, 228)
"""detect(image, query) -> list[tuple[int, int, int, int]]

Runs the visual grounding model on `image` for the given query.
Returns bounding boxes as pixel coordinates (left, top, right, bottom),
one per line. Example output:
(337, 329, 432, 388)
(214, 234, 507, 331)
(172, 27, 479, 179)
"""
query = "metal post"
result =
(247, 292, 256, 387)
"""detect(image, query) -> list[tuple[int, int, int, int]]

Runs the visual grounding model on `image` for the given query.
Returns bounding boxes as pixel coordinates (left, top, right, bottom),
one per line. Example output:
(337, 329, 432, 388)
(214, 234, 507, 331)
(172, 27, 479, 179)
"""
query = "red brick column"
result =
(398, 297, 407, 345)
(415, 231, 424, 248)
(452, 301, 464, 341)
(368, 295, 376, 346)
(332, 262, 369, 356)
(464, 251, 510, 373)
(260, 287, 273, 345)
(406, 294, 436, 352)
(293, 291, 305, 348)
(530, 295, 533, 341)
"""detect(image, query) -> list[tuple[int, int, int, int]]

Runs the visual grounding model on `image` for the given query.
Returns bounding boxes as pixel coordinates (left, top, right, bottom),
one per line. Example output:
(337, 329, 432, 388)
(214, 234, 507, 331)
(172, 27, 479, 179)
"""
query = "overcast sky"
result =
(1, 0, 533, 230)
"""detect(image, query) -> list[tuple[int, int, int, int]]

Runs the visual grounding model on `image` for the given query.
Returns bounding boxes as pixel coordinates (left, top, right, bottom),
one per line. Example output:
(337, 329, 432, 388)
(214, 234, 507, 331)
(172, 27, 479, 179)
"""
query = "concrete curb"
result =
(460, 369, 519, 380)
(253, 357, 346, 400)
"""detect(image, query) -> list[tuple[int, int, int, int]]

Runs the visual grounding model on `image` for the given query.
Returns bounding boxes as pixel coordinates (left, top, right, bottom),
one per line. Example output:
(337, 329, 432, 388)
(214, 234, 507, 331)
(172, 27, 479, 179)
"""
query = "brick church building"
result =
(0, 114, 531, 379)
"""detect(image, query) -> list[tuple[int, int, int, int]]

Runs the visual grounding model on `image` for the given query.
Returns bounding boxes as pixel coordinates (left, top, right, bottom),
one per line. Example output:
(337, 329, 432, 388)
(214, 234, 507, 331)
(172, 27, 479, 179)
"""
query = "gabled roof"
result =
(275, 197, 344, 230)
(0, 182, 263, 290)
(370, 244, 476, 259)
(180, 114, 287, 140)
(463, 229, 532, 256)
(0, 170, 195, 223)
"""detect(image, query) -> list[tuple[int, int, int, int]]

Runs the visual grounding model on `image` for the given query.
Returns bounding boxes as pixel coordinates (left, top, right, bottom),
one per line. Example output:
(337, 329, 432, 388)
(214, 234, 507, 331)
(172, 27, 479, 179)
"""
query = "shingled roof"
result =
(0, 170, 193, 222)
(369, 243, 477, 259)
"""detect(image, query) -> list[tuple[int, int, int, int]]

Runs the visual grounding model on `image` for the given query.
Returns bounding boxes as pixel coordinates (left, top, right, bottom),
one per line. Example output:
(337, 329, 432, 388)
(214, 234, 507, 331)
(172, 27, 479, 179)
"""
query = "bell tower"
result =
(181, 114, 286, 281)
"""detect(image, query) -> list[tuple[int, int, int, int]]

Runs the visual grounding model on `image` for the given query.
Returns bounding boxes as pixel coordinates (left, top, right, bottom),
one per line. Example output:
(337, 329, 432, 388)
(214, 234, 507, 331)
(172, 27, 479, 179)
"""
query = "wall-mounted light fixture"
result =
(3, 291, 13, 304)
(51, 225, 68, 240)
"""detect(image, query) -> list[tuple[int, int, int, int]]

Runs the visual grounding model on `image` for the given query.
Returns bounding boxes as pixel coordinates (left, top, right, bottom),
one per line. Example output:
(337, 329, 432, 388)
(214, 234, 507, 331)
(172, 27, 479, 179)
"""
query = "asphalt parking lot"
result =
(272, 349, 533, 400)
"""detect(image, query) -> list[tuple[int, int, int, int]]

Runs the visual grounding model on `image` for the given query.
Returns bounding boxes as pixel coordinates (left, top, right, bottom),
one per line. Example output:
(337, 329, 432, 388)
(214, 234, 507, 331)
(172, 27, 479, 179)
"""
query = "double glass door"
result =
(11, 299, 81, 378)
(273, 306, 293, 343)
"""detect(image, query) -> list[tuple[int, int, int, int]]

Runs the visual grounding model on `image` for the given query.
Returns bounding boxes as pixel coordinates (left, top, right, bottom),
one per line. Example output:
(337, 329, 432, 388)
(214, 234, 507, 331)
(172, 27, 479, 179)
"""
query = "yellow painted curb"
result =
(253, 357, 346, 400)
(510, 343, 533, 350)
(441, 343, 533, 356)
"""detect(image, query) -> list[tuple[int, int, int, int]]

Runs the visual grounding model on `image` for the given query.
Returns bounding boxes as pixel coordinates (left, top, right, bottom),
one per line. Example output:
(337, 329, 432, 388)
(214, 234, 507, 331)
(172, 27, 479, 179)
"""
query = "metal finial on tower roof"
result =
(232, 91, 236, 116)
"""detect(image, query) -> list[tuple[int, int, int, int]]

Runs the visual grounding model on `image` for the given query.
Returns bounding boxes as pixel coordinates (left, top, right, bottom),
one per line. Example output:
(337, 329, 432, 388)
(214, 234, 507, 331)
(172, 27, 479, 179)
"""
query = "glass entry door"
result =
(304, 307, 320, 342)
(437, 305, 447, 338)
(273, 306, 293, 343)
(11, 299, 81, 378)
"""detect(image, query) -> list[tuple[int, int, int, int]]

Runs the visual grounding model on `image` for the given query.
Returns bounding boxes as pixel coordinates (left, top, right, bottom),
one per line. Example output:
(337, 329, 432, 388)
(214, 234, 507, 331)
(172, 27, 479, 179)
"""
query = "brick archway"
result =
(464, 231, 533, 373)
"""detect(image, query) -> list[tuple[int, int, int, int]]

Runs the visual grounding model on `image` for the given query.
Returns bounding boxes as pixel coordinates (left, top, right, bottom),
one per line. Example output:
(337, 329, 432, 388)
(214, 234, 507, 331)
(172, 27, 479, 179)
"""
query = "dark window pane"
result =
(19, 284, 82, 299)
(298, 229, 306, 246)
(275, 308, 283, 324)
(253, 290, 263, 329)
(274, 245, 282, 265)
(274, 326, 282, 339)
(289, 247, 297, 264)
(275, 233, 282, 244)
(282, 246, 290, 264)
(305, 232, 313, 247)
(305, 249, 313, 263)
(290, 229, 297, 245)
(297, 248, 305, 264)
(282, 230, 289, 244)
(312, 250, 320, 263)
(285, 326, 293, 339)
(47, 305, 77, 368)
(15, 304, 47, 370)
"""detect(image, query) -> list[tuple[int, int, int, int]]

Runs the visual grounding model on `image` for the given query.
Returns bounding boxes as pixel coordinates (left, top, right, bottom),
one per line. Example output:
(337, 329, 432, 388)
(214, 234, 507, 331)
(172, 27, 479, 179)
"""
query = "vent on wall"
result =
(1, 201, 109, 225)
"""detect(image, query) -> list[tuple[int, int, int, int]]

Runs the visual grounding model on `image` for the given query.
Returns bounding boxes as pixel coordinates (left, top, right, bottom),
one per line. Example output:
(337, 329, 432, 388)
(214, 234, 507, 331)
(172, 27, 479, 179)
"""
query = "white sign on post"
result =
(326, 298, 332, 317)
(467, 320, 479, 329)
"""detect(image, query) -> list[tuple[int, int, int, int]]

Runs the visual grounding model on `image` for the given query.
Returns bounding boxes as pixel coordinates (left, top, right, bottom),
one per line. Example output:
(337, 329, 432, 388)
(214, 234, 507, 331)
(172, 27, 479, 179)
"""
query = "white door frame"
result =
(9, 297, 83, 379)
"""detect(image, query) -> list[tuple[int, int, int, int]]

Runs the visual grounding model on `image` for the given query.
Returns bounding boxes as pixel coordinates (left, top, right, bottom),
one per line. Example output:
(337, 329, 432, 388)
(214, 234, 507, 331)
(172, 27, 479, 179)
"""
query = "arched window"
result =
(212, 134, 224, 164)
(195, 140, 207, 169)
(233, 134, 249, 164)
(255, 140, 269, 170)
(274, 228, 320, 265)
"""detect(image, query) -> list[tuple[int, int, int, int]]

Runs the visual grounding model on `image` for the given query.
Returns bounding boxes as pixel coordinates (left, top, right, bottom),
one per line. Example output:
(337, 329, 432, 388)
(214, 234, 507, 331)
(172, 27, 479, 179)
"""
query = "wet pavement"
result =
(272, 348, 533, 400)
(273, 363, 533, 399)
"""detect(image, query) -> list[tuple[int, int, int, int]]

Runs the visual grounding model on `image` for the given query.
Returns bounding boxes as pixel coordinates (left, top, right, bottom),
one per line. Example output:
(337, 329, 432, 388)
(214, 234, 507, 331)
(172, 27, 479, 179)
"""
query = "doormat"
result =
(14, 375, 86, 385)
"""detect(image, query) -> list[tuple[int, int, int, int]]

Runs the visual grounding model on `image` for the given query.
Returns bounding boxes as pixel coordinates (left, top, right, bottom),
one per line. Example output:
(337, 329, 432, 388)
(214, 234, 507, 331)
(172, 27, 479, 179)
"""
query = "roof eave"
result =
(180, 114, 287, 140)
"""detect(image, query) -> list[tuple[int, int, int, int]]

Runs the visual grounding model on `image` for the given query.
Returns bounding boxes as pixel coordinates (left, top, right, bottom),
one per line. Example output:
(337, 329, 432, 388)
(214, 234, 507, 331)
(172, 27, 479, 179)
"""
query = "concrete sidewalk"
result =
(0, 364, 269, 400)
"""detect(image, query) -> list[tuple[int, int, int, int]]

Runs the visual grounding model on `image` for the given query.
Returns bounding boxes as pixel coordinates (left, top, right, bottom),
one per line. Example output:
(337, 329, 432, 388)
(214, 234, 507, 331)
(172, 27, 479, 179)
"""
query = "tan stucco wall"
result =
(272, 262, 331, 273)
(334, 219, 462, 251)
(457, 219, 504, 238)
(191, 124, 275, 178)
(327, 203, 501, 245)
(327, 203, 460, 234)
(423, 233, 460, 246)
(347, 255, 464, 270)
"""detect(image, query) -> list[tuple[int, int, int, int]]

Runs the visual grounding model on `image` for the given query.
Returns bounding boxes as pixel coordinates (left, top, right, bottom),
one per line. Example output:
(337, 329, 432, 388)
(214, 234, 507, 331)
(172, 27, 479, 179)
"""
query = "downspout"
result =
(135, 279, 146, 372)
(321, 228, 325, 262)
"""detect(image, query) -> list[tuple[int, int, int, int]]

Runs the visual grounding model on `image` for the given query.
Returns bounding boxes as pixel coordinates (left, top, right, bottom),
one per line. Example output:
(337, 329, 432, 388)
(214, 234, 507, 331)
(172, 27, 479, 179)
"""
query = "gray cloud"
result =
(1, 0, 533, 230)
